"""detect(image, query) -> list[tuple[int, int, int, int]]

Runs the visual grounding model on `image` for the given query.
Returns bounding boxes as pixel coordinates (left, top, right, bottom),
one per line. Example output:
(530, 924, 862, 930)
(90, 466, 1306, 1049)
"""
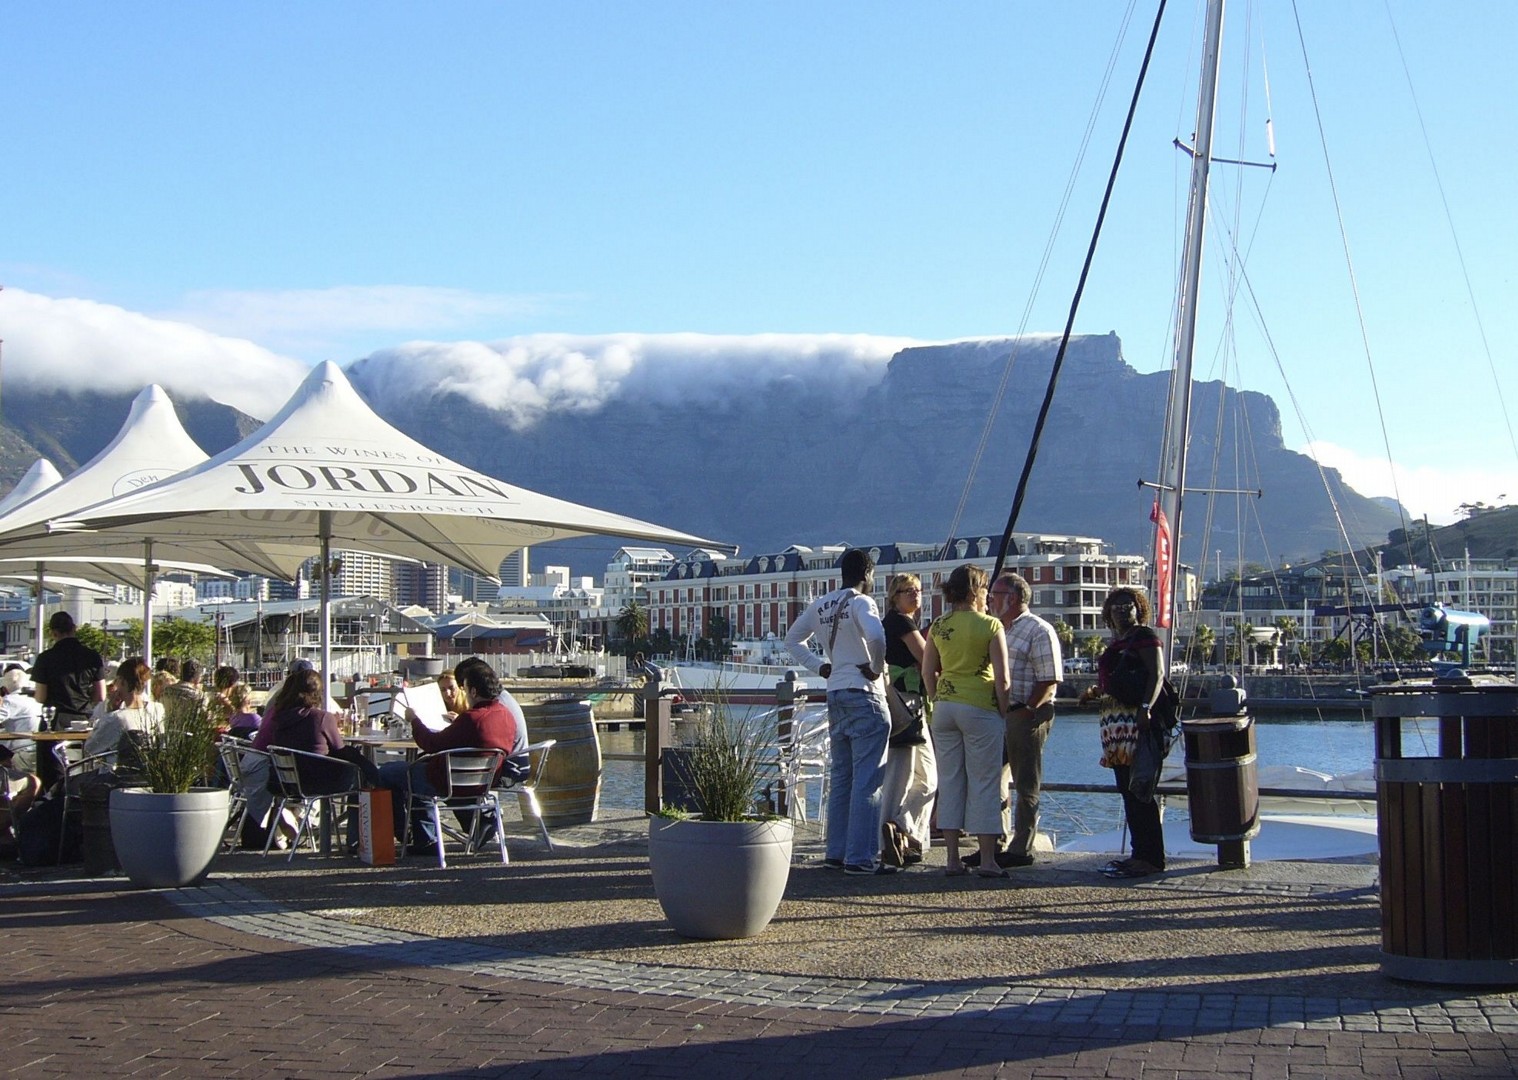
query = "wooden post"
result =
(643, 678, 672, 815)
(775, 672, 799, 818)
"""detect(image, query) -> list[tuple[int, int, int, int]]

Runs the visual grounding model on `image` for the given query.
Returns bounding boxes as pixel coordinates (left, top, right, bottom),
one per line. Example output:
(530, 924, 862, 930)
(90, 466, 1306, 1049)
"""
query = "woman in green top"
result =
(922, 564, 1010, 878)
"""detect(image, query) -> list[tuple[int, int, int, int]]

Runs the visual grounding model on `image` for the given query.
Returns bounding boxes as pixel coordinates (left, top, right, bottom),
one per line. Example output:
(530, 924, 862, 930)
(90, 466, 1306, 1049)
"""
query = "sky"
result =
(1, 1, 1514, 526)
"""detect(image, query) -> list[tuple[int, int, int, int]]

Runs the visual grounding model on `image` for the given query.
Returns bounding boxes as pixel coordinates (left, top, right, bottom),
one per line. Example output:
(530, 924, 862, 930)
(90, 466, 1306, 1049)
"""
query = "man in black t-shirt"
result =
(31, 611, 106, 731)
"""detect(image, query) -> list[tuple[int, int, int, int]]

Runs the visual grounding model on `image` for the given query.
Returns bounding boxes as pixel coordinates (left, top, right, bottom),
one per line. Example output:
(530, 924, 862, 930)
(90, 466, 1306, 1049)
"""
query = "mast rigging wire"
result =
(940, 1, 1144, 546)
(985, 0, 1171, 578)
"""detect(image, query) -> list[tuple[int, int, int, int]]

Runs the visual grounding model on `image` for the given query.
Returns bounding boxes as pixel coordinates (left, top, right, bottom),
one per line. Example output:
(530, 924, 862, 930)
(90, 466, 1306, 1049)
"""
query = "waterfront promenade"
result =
(5, 812, 1516, 1078)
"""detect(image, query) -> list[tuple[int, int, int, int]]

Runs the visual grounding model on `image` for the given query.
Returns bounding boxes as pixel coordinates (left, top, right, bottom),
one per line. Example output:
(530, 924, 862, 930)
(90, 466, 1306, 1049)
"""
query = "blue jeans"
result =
(825, 688, 891, 867)
(378, 759, 440, 847)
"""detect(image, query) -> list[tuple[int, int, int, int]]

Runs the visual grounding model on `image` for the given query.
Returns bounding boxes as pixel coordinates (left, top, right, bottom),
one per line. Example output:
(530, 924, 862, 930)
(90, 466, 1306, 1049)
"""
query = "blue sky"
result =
(2, 2, 1515, 523)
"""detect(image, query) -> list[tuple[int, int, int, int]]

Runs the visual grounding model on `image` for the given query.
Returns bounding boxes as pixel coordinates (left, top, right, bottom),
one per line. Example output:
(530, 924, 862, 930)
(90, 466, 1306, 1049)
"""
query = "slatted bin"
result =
(1373, 679, 1518, 985)
(1183, 714, 1261, 843)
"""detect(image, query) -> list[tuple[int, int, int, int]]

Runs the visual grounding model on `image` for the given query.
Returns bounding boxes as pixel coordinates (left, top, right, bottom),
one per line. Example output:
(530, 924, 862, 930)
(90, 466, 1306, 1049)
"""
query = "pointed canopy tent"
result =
(0, 459, 63, 515)
(51, 362, 730, 682)
(0, 386, 308, 657)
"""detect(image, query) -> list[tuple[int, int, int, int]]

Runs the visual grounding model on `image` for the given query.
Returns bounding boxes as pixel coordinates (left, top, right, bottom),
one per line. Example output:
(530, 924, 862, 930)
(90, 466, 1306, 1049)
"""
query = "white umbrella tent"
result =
(52, 362, 728, 681)
(0, 386, 304, 658)
(0, 459, 64, 515)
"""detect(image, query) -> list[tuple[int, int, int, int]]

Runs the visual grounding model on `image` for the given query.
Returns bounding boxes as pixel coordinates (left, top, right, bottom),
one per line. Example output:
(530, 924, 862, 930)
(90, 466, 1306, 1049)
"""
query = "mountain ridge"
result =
(0, 334, 1408, 578)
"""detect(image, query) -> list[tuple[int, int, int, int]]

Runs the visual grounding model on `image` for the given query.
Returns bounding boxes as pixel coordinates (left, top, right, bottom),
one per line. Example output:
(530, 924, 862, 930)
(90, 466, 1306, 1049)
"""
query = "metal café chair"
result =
(403, 748, 509, 868)
(264, 746, 364, 861)
(216, 736, 271, 853)
(495, 739, 556, 852)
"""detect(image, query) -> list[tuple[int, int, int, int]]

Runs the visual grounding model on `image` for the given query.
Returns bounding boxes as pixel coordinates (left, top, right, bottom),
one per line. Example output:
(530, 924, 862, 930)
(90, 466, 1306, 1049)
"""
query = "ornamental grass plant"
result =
(132, 694, 222, 794)
(682, 691, 773, 822)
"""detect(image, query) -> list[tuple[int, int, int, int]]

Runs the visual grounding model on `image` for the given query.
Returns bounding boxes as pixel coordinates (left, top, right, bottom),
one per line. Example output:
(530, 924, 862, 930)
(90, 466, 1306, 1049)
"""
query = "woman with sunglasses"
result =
(1085, 586, 1166, 878)
(879, 573, 937, 866)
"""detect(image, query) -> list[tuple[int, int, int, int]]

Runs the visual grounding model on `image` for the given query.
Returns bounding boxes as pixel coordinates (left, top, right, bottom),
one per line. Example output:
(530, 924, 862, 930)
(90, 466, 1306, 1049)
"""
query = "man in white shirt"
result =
(784, 548, 895, 875)
(0, 666, 44, 773)
(984, 571, 1064, 868)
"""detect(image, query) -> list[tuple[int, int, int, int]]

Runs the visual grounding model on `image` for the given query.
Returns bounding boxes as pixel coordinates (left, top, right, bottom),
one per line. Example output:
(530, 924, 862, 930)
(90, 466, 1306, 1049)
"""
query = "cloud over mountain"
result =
(353, 333, 926, 430)
(1, 288, 306, 419)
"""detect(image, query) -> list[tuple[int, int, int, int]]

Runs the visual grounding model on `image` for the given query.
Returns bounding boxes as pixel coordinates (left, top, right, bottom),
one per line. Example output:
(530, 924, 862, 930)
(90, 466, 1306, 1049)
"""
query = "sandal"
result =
(944, 865, 969, 877)
(977, 867, 1010, 879)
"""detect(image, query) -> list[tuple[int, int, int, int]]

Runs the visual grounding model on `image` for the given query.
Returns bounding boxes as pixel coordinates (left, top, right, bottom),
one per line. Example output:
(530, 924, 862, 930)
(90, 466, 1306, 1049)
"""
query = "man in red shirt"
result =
(378, 658, 529, 851)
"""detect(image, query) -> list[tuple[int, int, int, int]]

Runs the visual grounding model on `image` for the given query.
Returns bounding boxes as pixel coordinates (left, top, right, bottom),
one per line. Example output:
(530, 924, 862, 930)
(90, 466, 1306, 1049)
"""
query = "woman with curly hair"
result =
(1085, 586, 1166, 879)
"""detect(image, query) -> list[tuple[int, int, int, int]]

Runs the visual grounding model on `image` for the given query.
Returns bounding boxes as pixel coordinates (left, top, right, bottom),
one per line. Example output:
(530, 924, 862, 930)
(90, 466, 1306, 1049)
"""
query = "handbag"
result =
(884, 683, 925, 744)
(1128, 681, 1181, 803)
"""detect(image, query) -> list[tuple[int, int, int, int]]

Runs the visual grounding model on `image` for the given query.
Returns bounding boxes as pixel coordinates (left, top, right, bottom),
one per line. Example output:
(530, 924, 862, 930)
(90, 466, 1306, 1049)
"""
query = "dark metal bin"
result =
(1373, 679, 1518, 986)
(1183, 714, 1260, 862)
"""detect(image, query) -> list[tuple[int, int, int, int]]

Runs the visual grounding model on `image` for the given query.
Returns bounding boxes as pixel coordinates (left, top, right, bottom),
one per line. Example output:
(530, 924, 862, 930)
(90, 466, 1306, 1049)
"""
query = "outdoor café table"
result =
(345, 736, 421, 763)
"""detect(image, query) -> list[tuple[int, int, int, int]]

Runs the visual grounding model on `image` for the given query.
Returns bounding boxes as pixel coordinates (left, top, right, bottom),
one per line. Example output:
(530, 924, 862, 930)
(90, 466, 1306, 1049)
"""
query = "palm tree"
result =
(616, 601, 649, 653)
(1051, 619, 1075, 655)
(1191, 623, 1215, 667)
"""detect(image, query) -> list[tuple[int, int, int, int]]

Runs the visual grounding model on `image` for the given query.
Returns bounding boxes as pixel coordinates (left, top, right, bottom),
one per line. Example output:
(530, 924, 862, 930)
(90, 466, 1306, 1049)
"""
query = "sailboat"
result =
(1056, 0, 1384, 862)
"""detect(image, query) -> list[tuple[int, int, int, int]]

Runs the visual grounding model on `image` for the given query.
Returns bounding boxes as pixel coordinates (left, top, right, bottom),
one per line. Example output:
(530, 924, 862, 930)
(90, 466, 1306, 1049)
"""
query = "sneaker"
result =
(822, 857, 845, 869)
(997, 851, 1035, 868)
(843, 862, 899, 876)
(880, 822, 906, 867)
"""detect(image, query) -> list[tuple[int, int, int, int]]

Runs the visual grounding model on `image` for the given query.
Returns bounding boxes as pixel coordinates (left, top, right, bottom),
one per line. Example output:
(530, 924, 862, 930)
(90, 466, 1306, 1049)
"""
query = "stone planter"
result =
(648, 816, 793, 939)
(110, 787, 230, 889)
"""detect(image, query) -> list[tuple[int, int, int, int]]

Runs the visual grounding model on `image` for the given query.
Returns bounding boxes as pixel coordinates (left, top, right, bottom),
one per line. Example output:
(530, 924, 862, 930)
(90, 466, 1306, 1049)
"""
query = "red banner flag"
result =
(1151, 500, 1172, 629)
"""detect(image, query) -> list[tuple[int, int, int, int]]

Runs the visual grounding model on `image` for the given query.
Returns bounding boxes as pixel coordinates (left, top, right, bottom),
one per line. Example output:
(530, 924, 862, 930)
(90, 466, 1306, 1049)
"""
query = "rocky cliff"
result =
(0, 334, 1404, 578)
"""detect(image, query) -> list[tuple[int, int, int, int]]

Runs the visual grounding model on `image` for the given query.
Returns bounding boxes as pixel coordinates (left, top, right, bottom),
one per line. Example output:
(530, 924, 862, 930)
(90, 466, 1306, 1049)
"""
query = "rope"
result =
(987, 0, 1172, 577)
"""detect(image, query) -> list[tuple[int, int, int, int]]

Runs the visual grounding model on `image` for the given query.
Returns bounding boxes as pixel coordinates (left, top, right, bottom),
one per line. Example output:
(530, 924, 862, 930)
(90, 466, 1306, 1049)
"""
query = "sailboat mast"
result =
(1157, 0, 1226, 661)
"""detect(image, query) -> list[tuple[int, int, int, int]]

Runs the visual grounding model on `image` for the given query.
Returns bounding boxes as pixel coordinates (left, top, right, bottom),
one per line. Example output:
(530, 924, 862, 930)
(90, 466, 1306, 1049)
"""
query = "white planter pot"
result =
(110, 787, 230, 889)
(648, 816, 793, 940)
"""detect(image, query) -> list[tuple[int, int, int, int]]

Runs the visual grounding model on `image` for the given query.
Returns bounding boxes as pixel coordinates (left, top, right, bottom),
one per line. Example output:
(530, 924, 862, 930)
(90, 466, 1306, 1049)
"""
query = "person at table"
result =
(377, 659, 528, 851)
(253, 668, 377, 789)
(31, 612, 106, 739)
(83, 658, 164, 765)
(0, 666, 44, 774)
(160, 658, 206, 711)
(224, 682, 261, 740)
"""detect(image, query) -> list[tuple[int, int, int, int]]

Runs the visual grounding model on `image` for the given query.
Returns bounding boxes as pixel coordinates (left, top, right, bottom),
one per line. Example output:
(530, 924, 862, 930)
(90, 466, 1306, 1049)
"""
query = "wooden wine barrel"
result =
(520, 699, 602, 827)
(1183, 714, 1260, 843)
(1373, 680, 1518, 986)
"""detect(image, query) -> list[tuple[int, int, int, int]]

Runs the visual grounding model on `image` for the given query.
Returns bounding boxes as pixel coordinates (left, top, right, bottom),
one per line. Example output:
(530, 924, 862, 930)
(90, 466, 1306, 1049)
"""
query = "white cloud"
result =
(1, 288, 308, 419)
(161, 285, 557, 358)
(353, 332, 926, 429)
(1300, 440, 1513, 524)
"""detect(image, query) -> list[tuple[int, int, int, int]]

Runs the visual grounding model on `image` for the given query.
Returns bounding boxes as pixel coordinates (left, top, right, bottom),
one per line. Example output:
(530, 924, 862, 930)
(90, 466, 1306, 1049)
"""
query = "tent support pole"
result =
(319, 511, 332, 691)
(33, 563, 45, 656)
(142, 539, 155, 666)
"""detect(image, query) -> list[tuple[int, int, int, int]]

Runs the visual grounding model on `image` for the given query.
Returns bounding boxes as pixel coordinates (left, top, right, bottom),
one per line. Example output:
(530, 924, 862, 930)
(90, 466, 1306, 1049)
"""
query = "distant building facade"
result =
(644, 533, 1147, 649)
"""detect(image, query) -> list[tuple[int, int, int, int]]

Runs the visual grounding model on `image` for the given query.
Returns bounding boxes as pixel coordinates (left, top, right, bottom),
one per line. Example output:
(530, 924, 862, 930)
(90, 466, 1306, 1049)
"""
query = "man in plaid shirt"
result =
(989, 571, 1064, 867)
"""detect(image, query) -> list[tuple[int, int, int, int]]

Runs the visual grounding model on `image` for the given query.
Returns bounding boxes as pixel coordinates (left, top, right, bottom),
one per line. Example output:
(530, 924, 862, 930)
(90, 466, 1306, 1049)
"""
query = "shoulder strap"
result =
(826, 589, 853, 657)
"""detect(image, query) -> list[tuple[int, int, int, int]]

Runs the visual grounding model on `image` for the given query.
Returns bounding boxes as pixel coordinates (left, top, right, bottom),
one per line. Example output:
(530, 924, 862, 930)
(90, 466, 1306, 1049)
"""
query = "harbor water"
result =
(592, 707, 1439, 843)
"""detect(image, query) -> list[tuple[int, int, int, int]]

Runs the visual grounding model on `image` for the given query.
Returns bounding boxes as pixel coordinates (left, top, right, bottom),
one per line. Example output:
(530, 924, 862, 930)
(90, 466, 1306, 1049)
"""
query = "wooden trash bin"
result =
(1373, 679, 1518, 986)
(521, 699, 602, 827)
(1183, 714, 1260, 844)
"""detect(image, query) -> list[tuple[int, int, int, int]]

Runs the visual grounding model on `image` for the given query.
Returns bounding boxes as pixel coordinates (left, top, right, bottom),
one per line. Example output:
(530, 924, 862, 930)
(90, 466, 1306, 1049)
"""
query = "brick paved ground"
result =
(5, 873, 1517, 1079)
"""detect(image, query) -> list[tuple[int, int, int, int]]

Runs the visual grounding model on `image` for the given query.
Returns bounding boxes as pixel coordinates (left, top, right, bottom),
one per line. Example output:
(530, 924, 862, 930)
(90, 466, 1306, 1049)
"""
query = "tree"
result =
(155, 617, 217, 664)
(1190, 624, 1215, 666)
(1051, 619, 1075, 654)
(74, 622, 117, 661)
(615, 601, 649, 654)
(1383, 624, 1423, 662)
(1079, 635, 1105, 661)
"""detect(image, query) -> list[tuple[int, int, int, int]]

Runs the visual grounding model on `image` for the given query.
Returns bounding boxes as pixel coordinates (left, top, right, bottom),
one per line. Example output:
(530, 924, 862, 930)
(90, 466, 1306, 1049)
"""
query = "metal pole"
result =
(141, 539, 156, 665)
(1157, 0, 1226, 660)
(319, 511, 332, 688)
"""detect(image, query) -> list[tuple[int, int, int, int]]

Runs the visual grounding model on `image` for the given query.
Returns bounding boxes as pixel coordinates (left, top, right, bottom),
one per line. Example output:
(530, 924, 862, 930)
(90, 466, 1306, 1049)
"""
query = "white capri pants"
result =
(929, 699, 1006, 836)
